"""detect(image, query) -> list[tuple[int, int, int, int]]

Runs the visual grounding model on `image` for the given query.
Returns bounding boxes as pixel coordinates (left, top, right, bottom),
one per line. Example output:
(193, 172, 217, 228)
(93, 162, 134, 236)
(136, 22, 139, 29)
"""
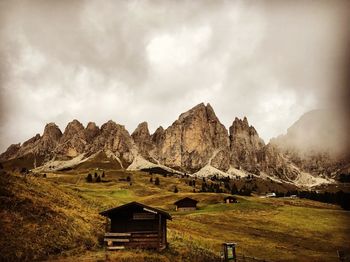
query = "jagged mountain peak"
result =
(85, 122, 100, 143)
(63, 120, 84, 135)
(132, 122, 150, 136)
(86, 122, 98, 129)
(42, 123, 62, 141)
(230, 116, 260, 138)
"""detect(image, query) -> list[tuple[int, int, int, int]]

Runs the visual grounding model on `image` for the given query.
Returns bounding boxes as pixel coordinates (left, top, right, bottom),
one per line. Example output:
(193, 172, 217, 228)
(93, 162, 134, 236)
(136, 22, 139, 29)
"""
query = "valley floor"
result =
(1, 168, 349, 262)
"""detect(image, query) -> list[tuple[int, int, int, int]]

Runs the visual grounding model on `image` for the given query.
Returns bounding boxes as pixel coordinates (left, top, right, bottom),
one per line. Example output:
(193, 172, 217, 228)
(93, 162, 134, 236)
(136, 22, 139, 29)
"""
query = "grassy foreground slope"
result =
(1, 168, 350, 262)
(0, 172, 104, 261)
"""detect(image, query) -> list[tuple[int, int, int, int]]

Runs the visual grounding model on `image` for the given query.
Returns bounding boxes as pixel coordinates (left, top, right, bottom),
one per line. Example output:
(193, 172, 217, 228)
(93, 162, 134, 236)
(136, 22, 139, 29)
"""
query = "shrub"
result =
(86, 174, 93, 183)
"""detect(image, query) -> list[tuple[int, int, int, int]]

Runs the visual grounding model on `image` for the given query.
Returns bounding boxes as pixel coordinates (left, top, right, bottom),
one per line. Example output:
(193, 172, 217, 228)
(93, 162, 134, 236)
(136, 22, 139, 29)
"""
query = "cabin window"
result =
(133, 213, 155, 220)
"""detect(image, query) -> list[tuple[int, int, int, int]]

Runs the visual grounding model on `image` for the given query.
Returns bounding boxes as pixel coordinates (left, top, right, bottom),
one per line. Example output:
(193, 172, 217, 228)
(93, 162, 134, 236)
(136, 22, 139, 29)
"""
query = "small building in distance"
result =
(174, 197, 198, 211)
(224, 196, 238, 204)
(99, 202, 172, 251)
(266, 192, 276, 198)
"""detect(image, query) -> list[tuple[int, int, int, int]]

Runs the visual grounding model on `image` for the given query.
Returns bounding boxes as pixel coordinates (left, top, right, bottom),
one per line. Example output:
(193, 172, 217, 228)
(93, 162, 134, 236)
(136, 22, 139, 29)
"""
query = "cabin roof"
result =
(174, 197, 198, 205)
(99, 201, 172, 220)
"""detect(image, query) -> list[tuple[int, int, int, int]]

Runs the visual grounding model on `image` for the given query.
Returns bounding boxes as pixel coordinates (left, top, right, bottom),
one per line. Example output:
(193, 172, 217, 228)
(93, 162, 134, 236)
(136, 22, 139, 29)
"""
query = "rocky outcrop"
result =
(229, 117, 265, 171)
(154, 103, 230, 172)
(0, 120, 135, 166)
(55, 120, 86, 157)
(131, 122, 155, 161)
(89, 120, 134, 166)
(0, 143, 21, 161)
(85, 122, 100, 143)
(257, 144, 299, 181)
(31, 123, 62, 157)
(226, 117, 299, 180)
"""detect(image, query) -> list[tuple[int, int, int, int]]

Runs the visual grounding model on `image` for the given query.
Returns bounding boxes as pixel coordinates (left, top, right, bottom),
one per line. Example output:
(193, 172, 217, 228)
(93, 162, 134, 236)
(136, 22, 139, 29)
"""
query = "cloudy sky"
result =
(0, 0, 349, 152)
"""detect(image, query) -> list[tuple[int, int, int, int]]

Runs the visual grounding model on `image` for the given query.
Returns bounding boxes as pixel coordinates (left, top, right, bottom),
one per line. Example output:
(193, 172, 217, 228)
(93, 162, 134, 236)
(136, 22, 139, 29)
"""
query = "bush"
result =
(126, 176, 131, 182)
(86, 174, 93, 183)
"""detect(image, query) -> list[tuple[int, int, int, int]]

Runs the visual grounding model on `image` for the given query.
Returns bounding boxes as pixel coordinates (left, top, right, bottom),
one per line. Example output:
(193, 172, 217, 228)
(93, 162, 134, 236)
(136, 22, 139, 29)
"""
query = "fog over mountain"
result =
(0, 0, 349, 152)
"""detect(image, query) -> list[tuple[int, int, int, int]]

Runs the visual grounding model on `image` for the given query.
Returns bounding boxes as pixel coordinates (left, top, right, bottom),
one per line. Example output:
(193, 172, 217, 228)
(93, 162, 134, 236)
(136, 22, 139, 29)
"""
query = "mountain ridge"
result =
(1, 103, 348, 186)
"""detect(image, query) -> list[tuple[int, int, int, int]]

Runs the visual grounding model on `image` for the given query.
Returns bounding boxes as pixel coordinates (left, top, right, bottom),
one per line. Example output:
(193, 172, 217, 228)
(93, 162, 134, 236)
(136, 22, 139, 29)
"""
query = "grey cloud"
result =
(0, 0, 349, 151)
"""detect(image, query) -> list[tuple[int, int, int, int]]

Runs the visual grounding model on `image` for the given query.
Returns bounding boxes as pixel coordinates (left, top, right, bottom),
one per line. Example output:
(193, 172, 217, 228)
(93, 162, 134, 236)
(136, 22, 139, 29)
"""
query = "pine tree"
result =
(86, 173, 93, 183)
(231, 184, 238, 195)
(155, 177, 160, 185)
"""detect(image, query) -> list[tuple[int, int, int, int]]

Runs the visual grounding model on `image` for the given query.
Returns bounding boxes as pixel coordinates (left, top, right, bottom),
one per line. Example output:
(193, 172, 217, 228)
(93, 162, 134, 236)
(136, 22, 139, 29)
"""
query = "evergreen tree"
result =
(102, 171, 105, 178)
(155, 177, 160, 185)
(201, 182, 207, 192)
(86, 173, 93, 183)
(230, 183, 238, 195)
(96, 175, 101, 183)
(150, 177, 153, 183)
(174, 186, 178, 193)
(126, 176, 131, 182)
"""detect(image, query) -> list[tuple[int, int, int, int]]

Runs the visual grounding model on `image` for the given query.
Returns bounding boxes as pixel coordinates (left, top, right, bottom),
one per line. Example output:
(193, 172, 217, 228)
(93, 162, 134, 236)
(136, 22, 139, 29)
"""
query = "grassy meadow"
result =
(1, 166, 349, 261)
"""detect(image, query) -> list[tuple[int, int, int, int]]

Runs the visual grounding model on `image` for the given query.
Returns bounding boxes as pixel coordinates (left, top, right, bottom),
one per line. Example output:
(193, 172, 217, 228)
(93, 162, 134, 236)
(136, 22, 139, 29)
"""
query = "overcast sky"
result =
(0, 0, 349, 152)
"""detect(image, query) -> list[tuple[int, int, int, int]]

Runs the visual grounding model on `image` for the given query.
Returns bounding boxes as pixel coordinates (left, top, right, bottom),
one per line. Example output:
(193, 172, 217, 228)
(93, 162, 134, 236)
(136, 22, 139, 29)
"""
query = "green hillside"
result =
(1, 167, 349, 261)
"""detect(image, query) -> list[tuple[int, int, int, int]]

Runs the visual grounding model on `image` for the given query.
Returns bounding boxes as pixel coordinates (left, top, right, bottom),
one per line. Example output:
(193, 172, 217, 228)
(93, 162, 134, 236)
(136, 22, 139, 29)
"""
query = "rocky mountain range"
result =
(1, 103, 349, 186)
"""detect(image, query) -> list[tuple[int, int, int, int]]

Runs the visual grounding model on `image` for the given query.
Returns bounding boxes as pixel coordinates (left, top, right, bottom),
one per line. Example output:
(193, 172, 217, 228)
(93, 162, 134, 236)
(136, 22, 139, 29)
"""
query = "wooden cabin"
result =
(224, 196, 238, 204)
(99, 202, 172, 251)
(174, 197, 198, 211)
